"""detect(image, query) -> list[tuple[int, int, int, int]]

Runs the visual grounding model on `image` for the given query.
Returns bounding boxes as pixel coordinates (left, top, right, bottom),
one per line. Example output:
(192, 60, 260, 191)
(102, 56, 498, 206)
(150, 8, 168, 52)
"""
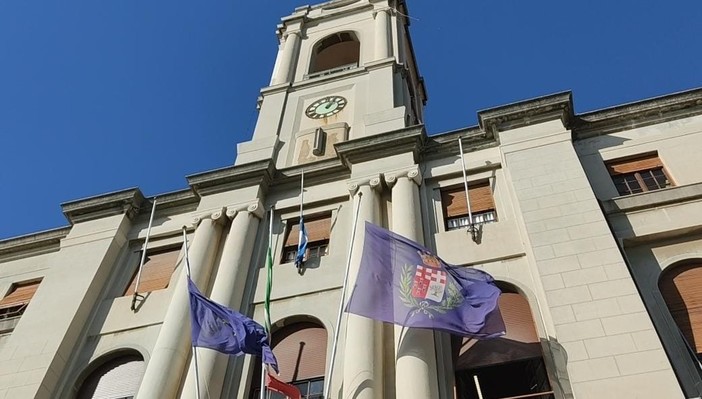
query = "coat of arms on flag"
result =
(346, 222, 505, 338)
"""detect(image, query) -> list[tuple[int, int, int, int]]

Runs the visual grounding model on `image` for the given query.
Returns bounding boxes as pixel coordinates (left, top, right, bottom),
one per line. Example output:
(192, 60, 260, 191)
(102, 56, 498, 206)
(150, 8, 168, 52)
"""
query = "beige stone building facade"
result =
(1, 0, 701, 398)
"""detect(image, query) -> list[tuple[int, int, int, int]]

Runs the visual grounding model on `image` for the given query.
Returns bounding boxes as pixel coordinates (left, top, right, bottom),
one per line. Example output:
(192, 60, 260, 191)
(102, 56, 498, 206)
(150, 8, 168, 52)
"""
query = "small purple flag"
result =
(346, 223, 505, 338)
(187, 277, 278, 372)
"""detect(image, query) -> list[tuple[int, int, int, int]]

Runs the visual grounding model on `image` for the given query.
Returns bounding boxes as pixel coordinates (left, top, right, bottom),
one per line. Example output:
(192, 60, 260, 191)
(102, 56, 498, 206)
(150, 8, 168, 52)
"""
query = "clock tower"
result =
(234, 0, 426, 169)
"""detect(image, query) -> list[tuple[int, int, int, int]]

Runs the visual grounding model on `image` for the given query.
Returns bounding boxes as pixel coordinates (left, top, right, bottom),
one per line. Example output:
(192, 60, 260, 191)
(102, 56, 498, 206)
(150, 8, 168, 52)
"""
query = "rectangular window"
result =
(282, 214, 332, 264)
(606, 153, 673, 196)
(123, 247, 181, 296)
(0, 279, 41, 332)
(441, 181, 497, 231)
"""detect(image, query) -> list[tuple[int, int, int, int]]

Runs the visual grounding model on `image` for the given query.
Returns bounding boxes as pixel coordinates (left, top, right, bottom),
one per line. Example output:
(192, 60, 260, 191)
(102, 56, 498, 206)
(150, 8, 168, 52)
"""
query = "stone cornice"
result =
(61, 188, 146, 225)
(186, 159, 275, 196)
(149, 189, 199, 210)
(573, 87, 702, 139)
(0, 226, 70, 261)
(478, 92, 573, 136)
(334, 125, 425, 166)
(277, 158, 350, 188)
(423, 127, 497, 161)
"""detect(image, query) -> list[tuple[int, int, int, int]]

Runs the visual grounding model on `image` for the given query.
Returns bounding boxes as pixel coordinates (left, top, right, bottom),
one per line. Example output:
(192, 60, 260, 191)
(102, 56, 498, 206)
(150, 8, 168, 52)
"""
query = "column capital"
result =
(347, 174, 384, 196)
(372, 8, 392, 18)
(225, 199, 265, 220)
(192, 207, 227, 228)
(384, 167, 422, 188)
(282, 30, 301, 41)
(247, 200, 265, 219)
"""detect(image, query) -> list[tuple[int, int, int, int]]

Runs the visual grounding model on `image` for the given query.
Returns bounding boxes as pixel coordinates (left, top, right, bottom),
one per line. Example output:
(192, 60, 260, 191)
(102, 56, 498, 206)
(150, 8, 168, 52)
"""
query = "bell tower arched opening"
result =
(308, 31, 360, 77)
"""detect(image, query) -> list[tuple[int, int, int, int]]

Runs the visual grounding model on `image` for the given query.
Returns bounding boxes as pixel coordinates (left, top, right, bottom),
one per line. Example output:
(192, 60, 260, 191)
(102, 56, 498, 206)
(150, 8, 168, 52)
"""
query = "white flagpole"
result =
(458, 137, 475, 231)
(132, 197, 157, 310)
(261, 208, 275, 399)
(297, 170, 305, 273)
(182, 227, 202, 399)
(323, 191, 363, 399)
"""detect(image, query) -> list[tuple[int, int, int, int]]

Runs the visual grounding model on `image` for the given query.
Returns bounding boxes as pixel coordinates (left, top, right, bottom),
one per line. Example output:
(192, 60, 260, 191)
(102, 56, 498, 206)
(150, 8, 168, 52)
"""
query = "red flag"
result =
(266, 372, 301, 399)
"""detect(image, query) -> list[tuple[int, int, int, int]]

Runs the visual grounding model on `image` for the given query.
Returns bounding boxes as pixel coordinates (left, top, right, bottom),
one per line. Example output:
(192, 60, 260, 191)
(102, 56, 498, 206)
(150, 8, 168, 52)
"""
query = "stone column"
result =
(272, 31, 301, 85)
(387, 169, 440, 399)
(136, 211, 225, 399)
(373, 9, 391, 60)
(180, 203, 264, 399)
(342, 179, 384, 399)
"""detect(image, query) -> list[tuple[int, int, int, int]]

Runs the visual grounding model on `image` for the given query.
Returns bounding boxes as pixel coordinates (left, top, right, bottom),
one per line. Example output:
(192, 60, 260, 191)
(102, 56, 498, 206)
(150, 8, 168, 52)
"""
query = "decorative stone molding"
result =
(347, 182, 359, 196)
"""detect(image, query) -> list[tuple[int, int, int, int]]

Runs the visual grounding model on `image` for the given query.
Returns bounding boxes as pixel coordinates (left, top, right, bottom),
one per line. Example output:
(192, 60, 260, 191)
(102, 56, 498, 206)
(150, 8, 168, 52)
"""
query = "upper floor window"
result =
(441, 181, 497, 231)
(307, 32, 360, 79)
(0, 279, 41, 333)
(282, 214, 332, 264)
(606, 152, 673, 196)
(123, 246, 180, 296)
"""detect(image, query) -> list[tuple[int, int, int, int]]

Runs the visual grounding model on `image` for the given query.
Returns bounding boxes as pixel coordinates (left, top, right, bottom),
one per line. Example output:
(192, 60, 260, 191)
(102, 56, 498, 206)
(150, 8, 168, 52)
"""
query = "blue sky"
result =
(1, 0, 701, 240)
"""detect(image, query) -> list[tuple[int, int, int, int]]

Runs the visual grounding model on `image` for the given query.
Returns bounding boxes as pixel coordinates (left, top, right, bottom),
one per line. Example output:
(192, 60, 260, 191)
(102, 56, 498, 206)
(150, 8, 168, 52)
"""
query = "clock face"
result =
(305, 96, 347, 119)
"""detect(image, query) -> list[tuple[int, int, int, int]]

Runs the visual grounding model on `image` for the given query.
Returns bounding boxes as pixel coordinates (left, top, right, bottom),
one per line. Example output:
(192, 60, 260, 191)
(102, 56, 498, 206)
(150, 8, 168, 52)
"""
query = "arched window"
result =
(77, 352, 145, 399)
(308, 32, 360, 78)
(453, 288, 554, 399)
(251, 318, 327, 399)
(660, 263, 702, 361)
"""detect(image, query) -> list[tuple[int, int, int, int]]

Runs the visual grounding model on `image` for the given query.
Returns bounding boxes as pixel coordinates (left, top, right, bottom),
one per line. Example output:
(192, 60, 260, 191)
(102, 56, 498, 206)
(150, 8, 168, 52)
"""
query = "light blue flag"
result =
(295, 216, 308, 271)
(295, 215, 307, 269)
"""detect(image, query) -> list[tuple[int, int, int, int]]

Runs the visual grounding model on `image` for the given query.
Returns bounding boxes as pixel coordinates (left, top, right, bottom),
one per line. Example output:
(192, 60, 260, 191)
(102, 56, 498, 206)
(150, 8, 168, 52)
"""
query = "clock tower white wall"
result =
(234, 0, 426, 168)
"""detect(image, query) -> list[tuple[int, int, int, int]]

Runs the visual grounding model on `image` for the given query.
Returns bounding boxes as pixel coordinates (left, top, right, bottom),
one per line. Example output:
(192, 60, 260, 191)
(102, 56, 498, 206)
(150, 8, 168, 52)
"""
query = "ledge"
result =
(186, 159, 275, 196)
(0, 226, 71, 260)
(276, 158, 350, 189)
(61, 188, 145, 225)
(574, 87, 702, 139)
(334, 125, 426, 166)
(424, 126, 497, 161)
(478, 92, 573, 136)
(603, 182, 702, 214)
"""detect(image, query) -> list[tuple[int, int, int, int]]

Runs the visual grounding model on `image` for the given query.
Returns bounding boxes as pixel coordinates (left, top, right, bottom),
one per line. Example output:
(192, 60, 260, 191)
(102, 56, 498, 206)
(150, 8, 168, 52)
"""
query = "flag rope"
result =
(132, 197, 157, 311)
(261, 208, 274, 399)
(182, 226, 203, 399)
(458, 137, 479, 241)
(323, 190, 363, 399)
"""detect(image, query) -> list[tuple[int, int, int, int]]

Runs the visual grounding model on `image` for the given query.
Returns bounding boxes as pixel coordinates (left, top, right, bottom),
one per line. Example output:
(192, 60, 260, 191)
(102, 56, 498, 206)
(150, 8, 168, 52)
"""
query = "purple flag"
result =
(346, 223, 505, 338)
(187, 277, 278, 372)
